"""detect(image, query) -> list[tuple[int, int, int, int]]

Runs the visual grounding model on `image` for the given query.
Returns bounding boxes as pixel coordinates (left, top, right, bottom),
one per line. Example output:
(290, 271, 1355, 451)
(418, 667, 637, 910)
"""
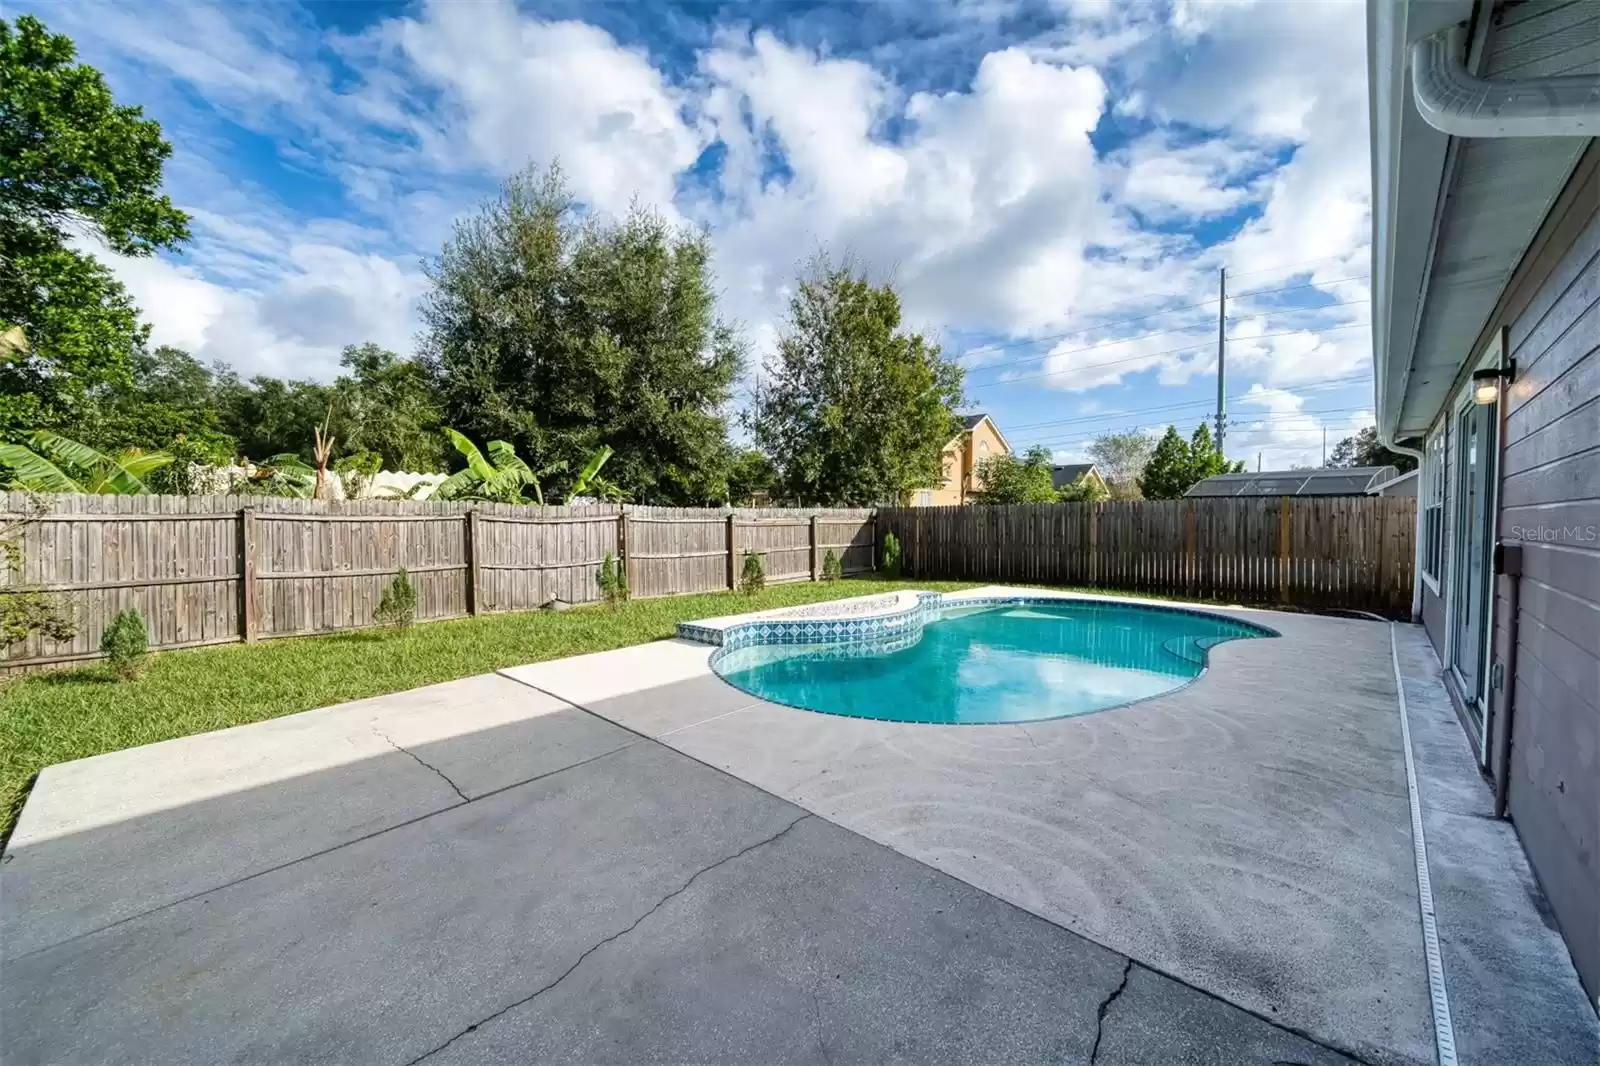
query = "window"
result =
(1421, 427, 1445, 585)
(977, 440, 990, 456)
(917, 490, 934, 506)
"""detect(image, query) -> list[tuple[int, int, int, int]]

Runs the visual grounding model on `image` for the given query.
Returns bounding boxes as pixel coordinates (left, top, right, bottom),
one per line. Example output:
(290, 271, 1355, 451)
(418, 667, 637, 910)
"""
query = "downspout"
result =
(1411, 25, 1600, 137)
(1384, 436, 1427, 623)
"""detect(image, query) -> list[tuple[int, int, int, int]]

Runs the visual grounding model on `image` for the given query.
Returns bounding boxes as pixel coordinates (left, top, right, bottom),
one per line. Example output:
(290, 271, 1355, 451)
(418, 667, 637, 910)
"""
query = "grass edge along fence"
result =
(877, 495, 1416, 618)
(0, 493, 876, 674)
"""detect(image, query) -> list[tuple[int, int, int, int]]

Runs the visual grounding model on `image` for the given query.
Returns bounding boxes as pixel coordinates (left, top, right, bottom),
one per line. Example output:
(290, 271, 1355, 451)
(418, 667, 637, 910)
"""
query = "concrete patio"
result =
(3, 589, 1595, 1065)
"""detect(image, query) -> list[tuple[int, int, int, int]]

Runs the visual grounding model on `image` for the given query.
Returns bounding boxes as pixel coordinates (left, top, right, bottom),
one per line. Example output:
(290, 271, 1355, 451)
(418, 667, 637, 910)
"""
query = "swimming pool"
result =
(710, 597, 1275, 725)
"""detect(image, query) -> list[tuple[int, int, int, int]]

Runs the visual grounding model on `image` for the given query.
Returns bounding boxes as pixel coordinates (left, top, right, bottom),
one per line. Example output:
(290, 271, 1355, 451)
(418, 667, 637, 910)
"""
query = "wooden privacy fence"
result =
(877, 496, 1417, 616)
(0, 493, 875, 672)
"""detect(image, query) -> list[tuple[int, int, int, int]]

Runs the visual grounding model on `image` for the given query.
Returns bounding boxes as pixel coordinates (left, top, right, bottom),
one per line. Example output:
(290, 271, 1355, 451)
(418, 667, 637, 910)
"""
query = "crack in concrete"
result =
(402, 813, 814, 1065)
(1089, 957, 1133, 1065)
(810, 986, 833, 1066)
(372, 728, 469, 803)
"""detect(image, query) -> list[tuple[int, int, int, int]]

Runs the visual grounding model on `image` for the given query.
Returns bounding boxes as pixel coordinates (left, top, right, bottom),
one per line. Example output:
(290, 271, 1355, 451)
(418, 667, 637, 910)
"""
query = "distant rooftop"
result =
(1185, 466, 1400, 498)
(959, 413, 990, 431)
(1051, 463, 1096, 490)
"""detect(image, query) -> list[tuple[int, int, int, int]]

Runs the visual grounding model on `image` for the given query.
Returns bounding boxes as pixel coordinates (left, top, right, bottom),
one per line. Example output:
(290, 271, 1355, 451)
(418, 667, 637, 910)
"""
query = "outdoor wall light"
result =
(1472, 361, 1515, 405)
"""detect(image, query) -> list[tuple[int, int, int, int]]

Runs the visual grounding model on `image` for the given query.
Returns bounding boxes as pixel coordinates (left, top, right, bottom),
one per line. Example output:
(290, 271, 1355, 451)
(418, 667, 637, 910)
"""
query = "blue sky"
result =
(32, 0, 1376, 468)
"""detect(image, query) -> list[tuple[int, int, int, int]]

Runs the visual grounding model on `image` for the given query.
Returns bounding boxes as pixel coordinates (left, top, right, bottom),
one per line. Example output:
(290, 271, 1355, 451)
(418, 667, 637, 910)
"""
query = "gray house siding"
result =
(1487, 144, 1599, 1004)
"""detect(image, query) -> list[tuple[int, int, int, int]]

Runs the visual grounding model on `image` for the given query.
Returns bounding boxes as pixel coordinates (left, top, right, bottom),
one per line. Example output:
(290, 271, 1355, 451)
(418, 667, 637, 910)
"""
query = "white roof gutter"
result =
(1411, 24, 1600, 137)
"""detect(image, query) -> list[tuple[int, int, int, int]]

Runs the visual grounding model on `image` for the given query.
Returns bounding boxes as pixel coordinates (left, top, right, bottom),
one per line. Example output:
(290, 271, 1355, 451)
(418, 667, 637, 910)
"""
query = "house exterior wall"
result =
(1421, 143, 1599, 1003)
(1492, 148, 1599, 1005)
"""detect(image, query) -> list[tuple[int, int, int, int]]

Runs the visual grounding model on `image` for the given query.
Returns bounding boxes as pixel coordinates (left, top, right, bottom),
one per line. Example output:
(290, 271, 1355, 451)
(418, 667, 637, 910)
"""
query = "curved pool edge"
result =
(680, 589, 1280, 726)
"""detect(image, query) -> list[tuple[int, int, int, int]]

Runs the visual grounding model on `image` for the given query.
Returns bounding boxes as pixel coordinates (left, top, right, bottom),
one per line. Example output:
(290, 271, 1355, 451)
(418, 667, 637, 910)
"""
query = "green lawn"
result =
(0, 578, 979, 841)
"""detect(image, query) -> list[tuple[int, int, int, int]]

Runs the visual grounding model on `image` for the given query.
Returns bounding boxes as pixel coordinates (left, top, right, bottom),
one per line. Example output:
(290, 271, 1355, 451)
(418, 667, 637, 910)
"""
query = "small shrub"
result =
(821, 548, 843, 582)
(881, 532, 903, 578)
(375, 567, 418, 631)
(739, 549, 765, 595)
(596, 552, 629, 606)
(101, 608, 150, 680)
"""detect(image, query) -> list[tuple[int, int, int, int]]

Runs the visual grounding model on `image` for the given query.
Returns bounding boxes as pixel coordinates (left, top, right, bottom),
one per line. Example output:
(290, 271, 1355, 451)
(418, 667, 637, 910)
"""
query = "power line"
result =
(1021, 406, 1373, 451)
(953, 275, 1370, 363)
(953, 296, 1369, 379)
(966, 321, 1370, 391)
(1001, 374, 1374, 436)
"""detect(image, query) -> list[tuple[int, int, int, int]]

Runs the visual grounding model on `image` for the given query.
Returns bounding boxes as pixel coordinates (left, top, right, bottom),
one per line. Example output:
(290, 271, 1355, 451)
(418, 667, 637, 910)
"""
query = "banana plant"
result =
(0, 431, 172, 495)
(247, 454, 317, 499)
(435, 429, 558, 504)
(564, 445, 619, 503)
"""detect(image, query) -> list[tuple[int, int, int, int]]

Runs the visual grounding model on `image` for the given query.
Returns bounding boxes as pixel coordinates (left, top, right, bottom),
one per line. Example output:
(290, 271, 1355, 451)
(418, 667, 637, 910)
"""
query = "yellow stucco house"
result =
(911, 413, 1011, 506)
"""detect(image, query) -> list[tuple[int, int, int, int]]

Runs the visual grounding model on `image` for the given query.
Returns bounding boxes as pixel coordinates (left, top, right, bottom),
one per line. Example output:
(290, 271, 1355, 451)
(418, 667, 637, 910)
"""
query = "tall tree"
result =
(1139, 426, 1193, 500)
(1088, 430, 1156, 500)
(331, 344, 445, 472)
(421, 163, 743, 504)
(1141, 421, 1244, 499)
(0, 15, 189, 435)
(971, 445, 1058, 504)
(1326, 425, 1417, 473)
(748, 256, 963, 506)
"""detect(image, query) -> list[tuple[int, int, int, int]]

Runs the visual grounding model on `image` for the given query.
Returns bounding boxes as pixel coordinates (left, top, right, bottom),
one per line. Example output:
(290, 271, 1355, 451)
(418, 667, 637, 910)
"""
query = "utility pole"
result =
(1215, 268, 1227, 456)
(1257, 452, 1262, 473)
(1322, 426, 1327, 466)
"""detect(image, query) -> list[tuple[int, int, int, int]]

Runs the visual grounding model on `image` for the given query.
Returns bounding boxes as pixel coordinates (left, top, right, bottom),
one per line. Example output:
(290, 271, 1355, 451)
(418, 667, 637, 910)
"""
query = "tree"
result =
(726, 448, 779, 505)
(213, 371, 333, 464)
(1139, 426, 1193, 500)
(330, 344, 446, 472)
(747, 256, 963, 506)
(1056, 474, 1110, 503)
(970, 445, 1058, 504)
(0, 15, 189, 435)
(1326, 425, 1417, 473)
(1088, 431, 1156, 500)
(421, 162, 742, 505)
(1140, 422, 1245, 499)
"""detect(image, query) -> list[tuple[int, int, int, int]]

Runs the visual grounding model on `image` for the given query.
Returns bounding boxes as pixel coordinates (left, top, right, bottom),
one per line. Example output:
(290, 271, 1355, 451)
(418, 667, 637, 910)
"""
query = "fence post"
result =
(871, 512, 879, 574)
(810, 514, 819, 581)
(618, 508, 630, 590)
(1278, 497, 1292, 604)
(239, 508, 257, 642)
(465, 509, 481, 615)
(727, 512, 737, 590)
(1087, 504, 1099, 587)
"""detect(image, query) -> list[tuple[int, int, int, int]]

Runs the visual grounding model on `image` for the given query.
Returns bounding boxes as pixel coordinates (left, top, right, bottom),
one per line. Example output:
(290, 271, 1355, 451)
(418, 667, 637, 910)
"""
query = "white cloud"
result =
(1229, 384, 1373, 469)
(365, 1, 703, 218)
(702, 35, 1111, 348)
(34, 0, 1374, 405)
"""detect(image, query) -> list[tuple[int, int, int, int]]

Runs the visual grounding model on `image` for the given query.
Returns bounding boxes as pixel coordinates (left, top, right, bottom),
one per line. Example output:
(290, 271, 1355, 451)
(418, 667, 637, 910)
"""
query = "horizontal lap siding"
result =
(1495, 147, 1600, 1003)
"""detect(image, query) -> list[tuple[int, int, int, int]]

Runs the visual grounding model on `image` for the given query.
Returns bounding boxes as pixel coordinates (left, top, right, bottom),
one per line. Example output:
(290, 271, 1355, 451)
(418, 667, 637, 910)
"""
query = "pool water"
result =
(712, 600, 1273, 725)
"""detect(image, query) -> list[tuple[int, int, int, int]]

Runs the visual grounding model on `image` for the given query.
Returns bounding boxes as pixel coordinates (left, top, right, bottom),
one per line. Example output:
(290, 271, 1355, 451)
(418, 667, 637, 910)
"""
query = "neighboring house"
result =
(1184, 467, 1399, 497)
(911, 414, 1010, 506)
(1050, 463, 1110, 496)
(1370, 0, 1598, 1004)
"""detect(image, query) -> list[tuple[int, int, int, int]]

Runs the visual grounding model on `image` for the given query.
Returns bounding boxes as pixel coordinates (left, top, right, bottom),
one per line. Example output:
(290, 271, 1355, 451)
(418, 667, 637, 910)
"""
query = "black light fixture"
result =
(1472, 360, 1515, 405)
